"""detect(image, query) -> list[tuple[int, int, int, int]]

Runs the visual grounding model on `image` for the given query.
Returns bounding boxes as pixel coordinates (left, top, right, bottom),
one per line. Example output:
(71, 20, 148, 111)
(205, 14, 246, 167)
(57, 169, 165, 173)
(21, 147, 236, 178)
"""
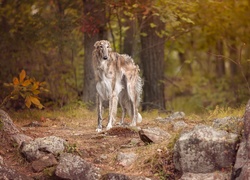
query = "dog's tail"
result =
(137, 112, 142, 123)
(125, 103, 142, 123)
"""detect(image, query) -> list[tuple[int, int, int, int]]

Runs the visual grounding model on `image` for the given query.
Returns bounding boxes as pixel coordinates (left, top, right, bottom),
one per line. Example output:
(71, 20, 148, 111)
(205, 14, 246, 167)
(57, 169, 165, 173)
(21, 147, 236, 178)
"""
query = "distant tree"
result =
(139, 3, 166, 110)
(82, 0, 107, 106)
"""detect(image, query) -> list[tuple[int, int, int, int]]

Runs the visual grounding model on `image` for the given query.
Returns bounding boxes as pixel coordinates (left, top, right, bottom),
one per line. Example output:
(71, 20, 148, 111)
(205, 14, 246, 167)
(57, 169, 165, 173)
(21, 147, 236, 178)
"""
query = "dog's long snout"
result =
(103, 56, 108, 60)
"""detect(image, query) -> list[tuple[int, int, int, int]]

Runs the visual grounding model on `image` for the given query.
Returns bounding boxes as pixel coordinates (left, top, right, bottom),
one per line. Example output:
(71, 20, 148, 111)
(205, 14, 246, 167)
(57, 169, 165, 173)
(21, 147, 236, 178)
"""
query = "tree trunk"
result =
(229, 43, 238, 75)
(82, 0, 107, 106)
(140, 12, 166, 110)
(123, 19, 136, 56)
(215, 40, 225, 78)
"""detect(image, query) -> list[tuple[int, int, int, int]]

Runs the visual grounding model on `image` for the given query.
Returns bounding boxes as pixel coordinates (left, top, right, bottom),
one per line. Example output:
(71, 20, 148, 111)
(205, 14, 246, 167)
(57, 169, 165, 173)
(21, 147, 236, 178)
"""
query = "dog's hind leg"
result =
(120, 103, 126, 126)
(130, 103, 138, 127)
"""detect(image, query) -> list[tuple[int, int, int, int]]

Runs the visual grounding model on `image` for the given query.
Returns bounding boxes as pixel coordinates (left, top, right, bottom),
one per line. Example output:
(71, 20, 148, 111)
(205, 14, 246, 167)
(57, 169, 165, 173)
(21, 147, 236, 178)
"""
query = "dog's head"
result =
(94, 40, 112, 60)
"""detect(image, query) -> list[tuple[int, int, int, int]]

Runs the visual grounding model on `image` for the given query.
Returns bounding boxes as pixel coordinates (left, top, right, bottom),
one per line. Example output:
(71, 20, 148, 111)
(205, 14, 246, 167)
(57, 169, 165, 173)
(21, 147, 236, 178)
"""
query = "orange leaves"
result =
(12, 70, 32, 87)
(25, 95, 43, 109)
(19, 69, 26, 83)
(13, 77, 19, 85)
(4, 69, 47, 109)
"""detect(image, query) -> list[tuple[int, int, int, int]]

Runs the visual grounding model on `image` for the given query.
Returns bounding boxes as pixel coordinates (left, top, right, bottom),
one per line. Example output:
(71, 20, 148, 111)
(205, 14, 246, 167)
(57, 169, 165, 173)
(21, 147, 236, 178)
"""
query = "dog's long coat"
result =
(92, 40, 143, 132)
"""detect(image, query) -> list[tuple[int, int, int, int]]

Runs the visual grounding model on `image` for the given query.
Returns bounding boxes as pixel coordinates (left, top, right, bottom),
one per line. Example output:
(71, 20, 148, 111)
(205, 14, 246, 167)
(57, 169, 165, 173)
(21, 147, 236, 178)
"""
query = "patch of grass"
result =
(206, 105, 245, 120)
(9, 101, 96, 122)
(65, 143, 77, 153)
(133, 141, 180, 179)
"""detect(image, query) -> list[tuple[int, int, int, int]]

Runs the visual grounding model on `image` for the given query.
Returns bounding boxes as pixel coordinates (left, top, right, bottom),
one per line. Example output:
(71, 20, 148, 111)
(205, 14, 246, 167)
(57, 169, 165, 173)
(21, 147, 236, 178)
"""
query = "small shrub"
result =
(1, 70, 48, 109)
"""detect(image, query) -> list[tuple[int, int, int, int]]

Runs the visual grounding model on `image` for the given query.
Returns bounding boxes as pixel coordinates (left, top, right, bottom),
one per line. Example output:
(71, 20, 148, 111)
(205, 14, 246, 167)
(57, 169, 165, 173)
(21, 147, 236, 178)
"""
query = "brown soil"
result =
(0, 112, 175, 179)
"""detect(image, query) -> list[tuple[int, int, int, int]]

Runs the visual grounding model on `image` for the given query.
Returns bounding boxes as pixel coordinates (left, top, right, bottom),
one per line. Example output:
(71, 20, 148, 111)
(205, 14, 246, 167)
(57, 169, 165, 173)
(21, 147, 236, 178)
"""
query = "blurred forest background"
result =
(0, 0, 250, 114)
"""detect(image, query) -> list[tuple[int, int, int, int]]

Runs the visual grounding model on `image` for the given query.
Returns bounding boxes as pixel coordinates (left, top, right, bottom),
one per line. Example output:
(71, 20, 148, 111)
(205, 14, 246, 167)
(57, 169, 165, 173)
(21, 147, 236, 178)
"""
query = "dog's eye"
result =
(99, 45, 103, 49)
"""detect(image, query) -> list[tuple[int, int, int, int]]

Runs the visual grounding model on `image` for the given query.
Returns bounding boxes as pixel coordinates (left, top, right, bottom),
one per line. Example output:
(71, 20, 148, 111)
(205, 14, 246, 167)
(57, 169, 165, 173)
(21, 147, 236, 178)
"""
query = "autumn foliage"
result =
(2, 70, 48, 109)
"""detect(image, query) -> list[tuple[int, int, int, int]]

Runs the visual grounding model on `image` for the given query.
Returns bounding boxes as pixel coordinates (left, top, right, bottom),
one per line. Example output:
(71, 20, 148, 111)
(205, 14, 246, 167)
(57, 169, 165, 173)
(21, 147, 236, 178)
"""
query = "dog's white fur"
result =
(92, 40, 143, 132)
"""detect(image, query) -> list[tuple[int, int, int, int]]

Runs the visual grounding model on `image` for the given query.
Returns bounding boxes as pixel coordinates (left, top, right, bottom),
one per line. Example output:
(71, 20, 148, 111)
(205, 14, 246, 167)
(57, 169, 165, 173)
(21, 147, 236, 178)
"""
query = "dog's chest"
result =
(98, 61, 116, 80)
(96, 61, 123, 99)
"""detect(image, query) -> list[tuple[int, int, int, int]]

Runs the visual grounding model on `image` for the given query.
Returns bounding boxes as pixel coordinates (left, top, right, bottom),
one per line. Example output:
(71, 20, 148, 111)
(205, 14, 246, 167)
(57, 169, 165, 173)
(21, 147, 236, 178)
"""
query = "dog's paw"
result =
(96, 128, 102, 132)
(129, 122, 136, 127)
(106, 123, 112, 131)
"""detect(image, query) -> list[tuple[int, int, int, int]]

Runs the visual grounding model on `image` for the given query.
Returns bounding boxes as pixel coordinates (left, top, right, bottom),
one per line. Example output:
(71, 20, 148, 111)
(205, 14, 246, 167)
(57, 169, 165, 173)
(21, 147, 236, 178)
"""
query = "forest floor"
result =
(0, 104, 245, 179)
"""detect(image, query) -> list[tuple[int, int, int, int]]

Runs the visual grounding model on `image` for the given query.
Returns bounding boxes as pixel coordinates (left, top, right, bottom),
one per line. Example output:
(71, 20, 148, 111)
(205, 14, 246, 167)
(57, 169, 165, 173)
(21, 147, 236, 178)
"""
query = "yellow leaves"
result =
(25, 96, 32, 108)
(150, 23, 157, 28)
(19, 69, 26, 83)
(32, 82, 39, 91)
(22, 80, 31, 87)
(132, 4, 138, 8)
(25, 96, 44, 109)
(4, 69, 48, 109)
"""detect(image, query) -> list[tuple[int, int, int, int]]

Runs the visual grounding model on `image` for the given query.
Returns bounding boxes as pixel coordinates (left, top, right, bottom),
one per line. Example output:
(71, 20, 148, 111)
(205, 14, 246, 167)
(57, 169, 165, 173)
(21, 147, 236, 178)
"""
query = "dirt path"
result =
(1, 114, 161, 179)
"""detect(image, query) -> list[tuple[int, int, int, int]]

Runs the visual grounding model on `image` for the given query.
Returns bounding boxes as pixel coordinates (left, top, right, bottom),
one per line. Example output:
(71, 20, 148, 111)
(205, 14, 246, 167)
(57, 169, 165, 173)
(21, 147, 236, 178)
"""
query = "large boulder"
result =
(117, 152, 137, 167)
(21, 136, 66, 162)
(180, 172, 231, 180)
(212, 116, 243, 134)
(31, 153, 58, 172)
(0, 160, 32, 180)
(55, 153, 101, 180)
(0, 109, 19, 134)
(232, 99, 250, 179)
(174, 125, 238, 173)
(139, 127, 171, 144)
(0, 109, 32, 146)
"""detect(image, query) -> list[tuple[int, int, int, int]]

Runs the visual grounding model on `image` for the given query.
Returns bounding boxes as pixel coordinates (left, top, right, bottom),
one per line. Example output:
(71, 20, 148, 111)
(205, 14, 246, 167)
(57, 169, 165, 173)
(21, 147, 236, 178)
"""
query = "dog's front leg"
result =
(106, 93, 118, 130)
(96, 95, 103, 132)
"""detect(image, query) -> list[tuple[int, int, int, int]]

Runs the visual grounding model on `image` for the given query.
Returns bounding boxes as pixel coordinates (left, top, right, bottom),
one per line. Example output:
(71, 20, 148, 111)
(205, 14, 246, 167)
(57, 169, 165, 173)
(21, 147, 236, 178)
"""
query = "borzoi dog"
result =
(92, 40, 143, 132)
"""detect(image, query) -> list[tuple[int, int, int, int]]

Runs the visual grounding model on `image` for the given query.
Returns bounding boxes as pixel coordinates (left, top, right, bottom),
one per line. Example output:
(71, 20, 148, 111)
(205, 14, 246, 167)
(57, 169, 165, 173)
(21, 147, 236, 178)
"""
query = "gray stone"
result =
(23, 121, 43, 127)
(0, 163, 33, 180)
(180, 172, 231, 180)
(212, 116, 243, 134)
(170, 111, 186, 120)
(232, 141, 249, 179)
(32, 153, 58, 172)
(100, 154, 108, 160)
(139, 127, 171, 144)
(156, 112, 185, 123)
(174, 125, 238, 173)
(12, 133, 33, 146)
(55, 153, 101, 180)
(21, 136, 66, 162)
(101, 173, 131, 180)
(117, 152, 137, 167)
(0, 109, 33, 146)
(0, 109, 19, 134)
(101, 173, 152, 180)
(173, 120, 188, 131)
(232, 99, 250, 179)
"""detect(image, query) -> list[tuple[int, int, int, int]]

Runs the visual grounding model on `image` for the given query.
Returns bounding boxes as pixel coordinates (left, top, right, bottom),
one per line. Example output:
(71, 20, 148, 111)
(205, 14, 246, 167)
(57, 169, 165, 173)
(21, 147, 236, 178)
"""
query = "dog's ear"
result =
(94, 41, 100, 48)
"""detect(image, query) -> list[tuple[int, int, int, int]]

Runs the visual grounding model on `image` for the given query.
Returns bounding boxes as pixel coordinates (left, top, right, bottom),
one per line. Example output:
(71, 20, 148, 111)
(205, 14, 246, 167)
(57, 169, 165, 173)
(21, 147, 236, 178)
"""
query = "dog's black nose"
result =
(103, 56, 108, 60)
